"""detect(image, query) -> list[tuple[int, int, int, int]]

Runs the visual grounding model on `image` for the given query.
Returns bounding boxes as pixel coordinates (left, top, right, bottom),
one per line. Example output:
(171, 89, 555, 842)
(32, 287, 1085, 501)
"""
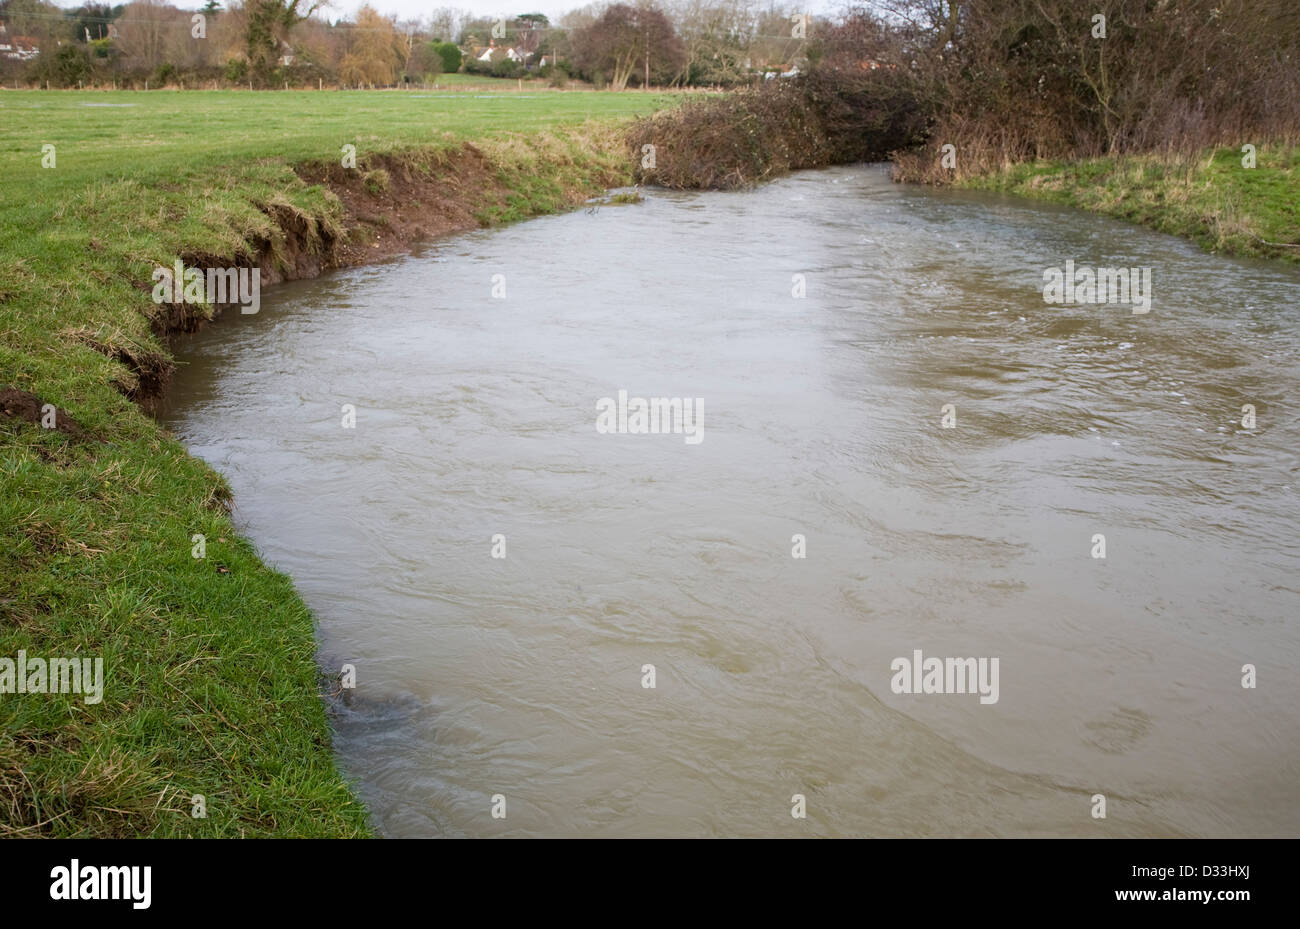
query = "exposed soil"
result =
(298, 143, 500, 267)
(0, 387, 90, 441)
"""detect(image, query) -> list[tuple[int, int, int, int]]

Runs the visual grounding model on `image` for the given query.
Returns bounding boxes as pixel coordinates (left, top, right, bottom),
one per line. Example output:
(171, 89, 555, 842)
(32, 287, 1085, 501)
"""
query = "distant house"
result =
(476, 40, 522, 64)
(0, 22, 39, 61)
(278, 41, 294, 66)
(0, 38, 40, 62)
(513, 20, 541, 62)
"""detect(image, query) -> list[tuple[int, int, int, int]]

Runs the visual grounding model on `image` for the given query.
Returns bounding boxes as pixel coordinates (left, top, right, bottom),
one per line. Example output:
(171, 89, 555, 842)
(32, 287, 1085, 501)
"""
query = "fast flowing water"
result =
(159, 165, 1300, 837)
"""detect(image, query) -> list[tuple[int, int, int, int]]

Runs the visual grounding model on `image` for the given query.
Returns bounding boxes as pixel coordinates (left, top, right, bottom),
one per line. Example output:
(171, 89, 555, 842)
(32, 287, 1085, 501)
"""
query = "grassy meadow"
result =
(0, 87, 672, 836)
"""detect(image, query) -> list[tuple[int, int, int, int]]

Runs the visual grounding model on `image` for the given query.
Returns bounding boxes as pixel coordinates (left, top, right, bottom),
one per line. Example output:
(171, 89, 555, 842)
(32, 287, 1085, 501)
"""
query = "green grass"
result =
(0, 88, 673, 836)
(421, 72, 553, 88)
(1, 88, 672, 187)
(960, 144, 1300, 264)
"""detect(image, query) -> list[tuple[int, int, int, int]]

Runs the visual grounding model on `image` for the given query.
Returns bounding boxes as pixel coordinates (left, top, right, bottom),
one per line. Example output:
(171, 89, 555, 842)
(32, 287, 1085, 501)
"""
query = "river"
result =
(158, 164, 1300, 837)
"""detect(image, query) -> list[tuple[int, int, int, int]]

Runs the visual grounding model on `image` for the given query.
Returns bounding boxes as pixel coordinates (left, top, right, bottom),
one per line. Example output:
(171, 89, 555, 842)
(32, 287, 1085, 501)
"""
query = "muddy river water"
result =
(160, 164, 1300, 837)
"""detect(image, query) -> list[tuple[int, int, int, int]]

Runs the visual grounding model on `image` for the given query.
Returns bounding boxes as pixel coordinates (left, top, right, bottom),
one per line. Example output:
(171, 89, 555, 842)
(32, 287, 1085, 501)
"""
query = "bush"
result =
(224, 58, 248, 83)
(628, 71, 924, 189)
(628, 82, 825, 188)
(89, 38, 115, 61)
(464, 57, 493, 76)
(876, 0, 1300, 176)
(152, 62, 177, 86)
(491, 58, 521, 79)
(36, 44, 93, 87)
(433, 41, 462, 73)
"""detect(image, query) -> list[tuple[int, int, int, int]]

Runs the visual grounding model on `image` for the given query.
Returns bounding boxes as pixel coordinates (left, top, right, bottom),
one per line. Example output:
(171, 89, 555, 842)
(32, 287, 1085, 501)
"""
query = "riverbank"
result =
(943, 143, 1299, 265)
(0, 90, 659, 836)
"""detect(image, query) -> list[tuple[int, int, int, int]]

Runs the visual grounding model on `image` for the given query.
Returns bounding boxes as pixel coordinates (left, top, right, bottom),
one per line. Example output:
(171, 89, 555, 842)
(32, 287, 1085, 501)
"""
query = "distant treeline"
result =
(634, 0, 1300, 187)
(0, 0, 835, 89)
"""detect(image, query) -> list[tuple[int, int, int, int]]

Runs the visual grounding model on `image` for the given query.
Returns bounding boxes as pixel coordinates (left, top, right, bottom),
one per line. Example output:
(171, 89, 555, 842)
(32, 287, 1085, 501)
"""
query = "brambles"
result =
(630, 83, 829, 189)
(628, 68, 924, 189)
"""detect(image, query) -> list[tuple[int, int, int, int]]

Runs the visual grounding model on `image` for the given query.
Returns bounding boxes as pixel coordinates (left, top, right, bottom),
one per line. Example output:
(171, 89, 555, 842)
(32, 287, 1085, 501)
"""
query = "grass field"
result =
(1, 88, 671, 184)
(959, 144, 1300, 264)
(0, 88, 672, 836)
(419, 72, 568, 89)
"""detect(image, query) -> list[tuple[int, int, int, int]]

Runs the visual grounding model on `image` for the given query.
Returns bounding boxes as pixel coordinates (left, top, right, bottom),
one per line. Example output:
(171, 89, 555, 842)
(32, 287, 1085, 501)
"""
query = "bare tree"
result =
(116, 0, 176, 71)
(572, 3, 685, 90)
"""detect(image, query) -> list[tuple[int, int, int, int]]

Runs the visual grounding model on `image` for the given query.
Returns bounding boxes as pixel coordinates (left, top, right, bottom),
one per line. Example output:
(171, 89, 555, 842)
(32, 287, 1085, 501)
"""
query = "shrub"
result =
(876, 0, 1300, 178)
(491, 58, 521, 79)
(629, 81, 833, 189)
(628, 70, 924, 189)
(37, 44, 93, 87)
(152, 62, 177, 86)
(433, 41, 462, 73)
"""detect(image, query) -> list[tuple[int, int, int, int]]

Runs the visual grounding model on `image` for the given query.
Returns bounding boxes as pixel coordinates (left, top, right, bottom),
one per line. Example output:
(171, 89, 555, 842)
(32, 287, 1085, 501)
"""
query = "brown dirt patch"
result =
(296, 143, 500, 266)
(0, 387, 91, 441)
